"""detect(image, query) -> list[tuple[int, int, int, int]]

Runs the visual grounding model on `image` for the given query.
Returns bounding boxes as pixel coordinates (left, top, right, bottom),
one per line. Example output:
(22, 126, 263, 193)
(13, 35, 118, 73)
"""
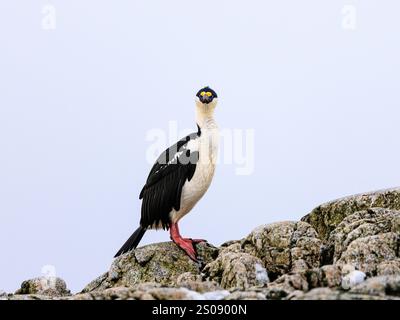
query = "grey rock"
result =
(302, 188, 400, 240)
(290, 287, 341, 300)
(74, 283, 231, 300)
(349, 275, 400, 297)
(289, 287, 394, 300)
(264, 273, 309, 299)
(4, 294, 56, 300)
(377, 259, 400, 276)
(306, 265, 342, 289)
(74, 285, 204, 300)
(202, 290, 231, 300)
(175, 272, 222, 293)
(336, 232, 399, 275)
(225, 290, 266, 300)
(242, 221, 322, 279)
(82, 241, 218, 293)
(15, 277, 70, 297)
(329, 208, 400, 261)
(341, 270, 366, 290)
(203, 244, 267, 290)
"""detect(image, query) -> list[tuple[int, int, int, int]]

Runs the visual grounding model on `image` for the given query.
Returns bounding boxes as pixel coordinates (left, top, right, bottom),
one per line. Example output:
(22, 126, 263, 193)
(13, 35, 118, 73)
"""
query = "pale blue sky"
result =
(0, 1, 399, 293)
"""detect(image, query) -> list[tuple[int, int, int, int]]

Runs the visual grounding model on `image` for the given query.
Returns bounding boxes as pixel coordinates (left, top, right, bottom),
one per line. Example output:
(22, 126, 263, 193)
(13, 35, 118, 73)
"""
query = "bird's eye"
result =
(200, 91, 206, 96)
(206, 92, 212, 97)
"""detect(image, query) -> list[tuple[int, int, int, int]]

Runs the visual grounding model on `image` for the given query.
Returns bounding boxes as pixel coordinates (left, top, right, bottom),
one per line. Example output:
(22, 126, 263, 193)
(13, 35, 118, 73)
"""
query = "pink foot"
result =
(172, 238, 198, 261)
(170, 223, 201, 262)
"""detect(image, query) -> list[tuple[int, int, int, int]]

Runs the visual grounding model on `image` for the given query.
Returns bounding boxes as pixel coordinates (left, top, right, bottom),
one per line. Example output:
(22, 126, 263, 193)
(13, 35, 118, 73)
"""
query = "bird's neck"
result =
(196, 105, 217, 131)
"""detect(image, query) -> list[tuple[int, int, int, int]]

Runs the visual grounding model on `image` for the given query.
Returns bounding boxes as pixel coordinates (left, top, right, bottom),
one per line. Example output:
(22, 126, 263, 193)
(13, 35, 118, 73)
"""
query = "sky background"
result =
(1, 1, 399, 293)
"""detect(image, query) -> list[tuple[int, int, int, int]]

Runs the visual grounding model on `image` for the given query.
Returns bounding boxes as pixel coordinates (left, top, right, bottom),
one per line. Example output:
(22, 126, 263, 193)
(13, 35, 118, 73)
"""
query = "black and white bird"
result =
(115, 87, 219, 261)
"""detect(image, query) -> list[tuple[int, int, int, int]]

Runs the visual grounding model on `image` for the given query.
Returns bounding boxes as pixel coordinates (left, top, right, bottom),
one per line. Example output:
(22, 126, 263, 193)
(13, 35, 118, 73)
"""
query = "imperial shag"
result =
(115, 87, 219, 261)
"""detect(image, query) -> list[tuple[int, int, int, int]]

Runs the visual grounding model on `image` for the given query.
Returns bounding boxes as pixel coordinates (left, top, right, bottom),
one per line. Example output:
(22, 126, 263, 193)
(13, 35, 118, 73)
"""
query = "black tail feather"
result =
(114, 226, 146, 258)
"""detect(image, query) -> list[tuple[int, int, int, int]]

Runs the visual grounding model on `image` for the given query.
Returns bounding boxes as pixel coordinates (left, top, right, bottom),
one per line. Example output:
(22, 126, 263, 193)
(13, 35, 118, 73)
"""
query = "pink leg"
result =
(170, 223, 199, 262)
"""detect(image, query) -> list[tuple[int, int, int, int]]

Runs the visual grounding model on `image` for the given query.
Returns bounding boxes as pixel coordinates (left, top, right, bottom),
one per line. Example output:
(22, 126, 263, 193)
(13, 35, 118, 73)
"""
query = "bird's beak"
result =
(201, 96, 210, 104)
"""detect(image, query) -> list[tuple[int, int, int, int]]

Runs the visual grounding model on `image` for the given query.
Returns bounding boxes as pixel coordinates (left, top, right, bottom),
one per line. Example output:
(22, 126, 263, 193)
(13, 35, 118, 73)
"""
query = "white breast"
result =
(170, 126, 219, 223)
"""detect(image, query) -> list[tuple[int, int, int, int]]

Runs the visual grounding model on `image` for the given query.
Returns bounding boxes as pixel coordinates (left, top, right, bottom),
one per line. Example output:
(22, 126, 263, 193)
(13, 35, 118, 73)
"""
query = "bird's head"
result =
(195, 86, 218, 109)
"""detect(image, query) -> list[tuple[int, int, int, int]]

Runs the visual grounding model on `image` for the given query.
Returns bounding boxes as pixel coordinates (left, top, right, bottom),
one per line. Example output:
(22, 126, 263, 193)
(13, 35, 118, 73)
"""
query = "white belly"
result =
(170, 128, 219, 223)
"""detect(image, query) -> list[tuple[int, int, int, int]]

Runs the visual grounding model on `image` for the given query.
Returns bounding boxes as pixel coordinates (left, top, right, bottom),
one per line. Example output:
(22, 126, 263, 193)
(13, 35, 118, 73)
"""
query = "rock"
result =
(82, 241, 218, 293)
(302, 188, 400, 240)
(203, 243, 267, 290)
(306, 265, 342, 289)
(3, 294, 55, 300)
(377, 259, 400, 276)
(75, 283, 230, 300)
(336, 232, 399, 275)
(15, 277, 70, 297)
(6, 285, 227, 301)
(202, 290, 231, 300)
(290, 288, 341, 300)
(7, 187, 400, 300)
(175, 272, 222, 293)
(255, 263, 270, 284)
(138, 287, 204, 300)
(225, 290, 266, 300)
(220, 240, 240, 248)
(340, 264, 356, 275)
(289, 287, 393, 300)
(341, 270, 366, 290)
(75, 285, 202, 300)
(78, 191, 399, 300)
(329, 208, 400, 261)
(264, 273, 309, 299)
(349, 275, 400, 297)
(242, 221, 322, 279)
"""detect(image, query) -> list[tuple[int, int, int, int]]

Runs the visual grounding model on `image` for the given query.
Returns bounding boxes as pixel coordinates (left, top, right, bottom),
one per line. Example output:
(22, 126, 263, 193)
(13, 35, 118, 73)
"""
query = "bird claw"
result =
(172, 238, 201, 262)
(169, 224, 207, 263)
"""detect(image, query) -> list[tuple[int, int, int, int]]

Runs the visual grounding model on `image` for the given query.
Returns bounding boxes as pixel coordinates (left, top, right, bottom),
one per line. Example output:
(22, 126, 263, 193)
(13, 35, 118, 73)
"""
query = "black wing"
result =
(139, 132, 200, 230)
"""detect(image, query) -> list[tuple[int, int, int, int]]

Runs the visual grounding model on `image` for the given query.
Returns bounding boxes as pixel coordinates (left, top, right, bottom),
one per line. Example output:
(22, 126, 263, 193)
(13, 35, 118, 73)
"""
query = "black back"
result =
(139, 131, 200, 230)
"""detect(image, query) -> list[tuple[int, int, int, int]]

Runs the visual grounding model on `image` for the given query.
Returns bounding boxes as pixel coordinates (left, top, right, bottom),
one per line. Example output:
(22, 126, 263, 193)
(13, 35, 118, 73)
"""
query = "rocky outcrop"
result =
(241, 221, 322, 279)
(2, 188, 400, 300)
(291, 275, 400, 300)
(15, 277, 70, 297)
(317, 206, 400, 271)
(82, 241, 218, 293)
(302, 188, 400, 240)
(203, 244, 268, 290)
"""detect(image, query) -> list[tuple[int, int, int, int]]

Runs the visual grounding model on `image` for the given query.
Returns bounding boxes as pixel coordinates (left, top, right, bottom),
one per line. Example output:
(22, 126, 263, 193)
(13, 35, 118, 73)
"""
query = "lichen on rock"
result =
(82, 241, 218, 293)
(15, 277, 70, 297)
(241, 221, 322, 279)
(203, 244, 267, 290)
(302, 188, 400, 241)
